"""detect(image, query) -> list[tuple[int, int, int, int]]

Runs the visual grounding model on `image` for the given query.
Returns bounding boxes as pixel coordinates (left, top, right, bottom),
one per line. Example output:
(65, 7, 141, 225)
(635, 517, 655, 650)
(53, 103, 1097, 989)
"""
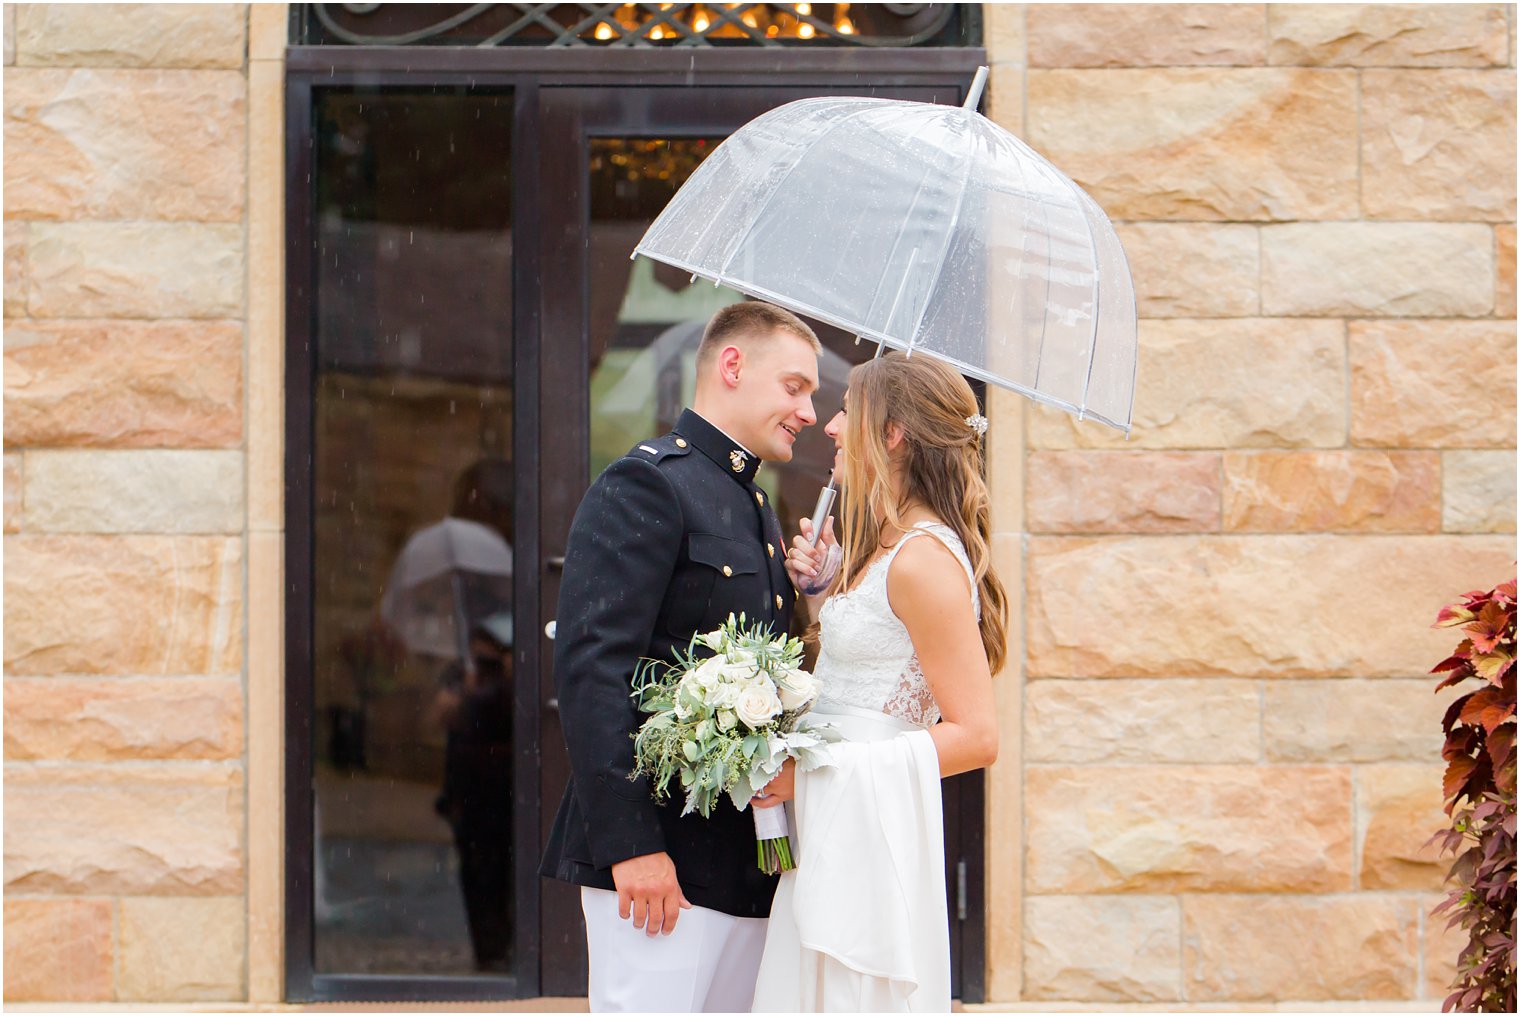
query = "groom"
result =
(540, 300, 822, 1012)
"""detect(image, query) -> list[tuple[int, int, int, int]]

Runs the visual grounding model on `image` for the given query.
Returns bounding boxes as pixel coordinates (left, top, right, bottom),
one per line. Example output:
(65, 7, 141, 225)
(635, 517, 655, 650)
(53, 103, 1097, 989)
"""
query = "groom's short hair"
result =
(697, 301, 821, 373)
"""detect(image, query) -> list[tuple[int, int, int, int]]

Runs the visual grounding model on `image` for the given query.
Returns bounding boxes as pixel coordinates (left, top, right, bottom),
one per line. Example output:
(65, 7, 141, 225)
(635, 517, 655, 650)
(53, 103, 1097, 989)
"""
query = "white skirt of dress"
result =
(751, 705, 949, 1013)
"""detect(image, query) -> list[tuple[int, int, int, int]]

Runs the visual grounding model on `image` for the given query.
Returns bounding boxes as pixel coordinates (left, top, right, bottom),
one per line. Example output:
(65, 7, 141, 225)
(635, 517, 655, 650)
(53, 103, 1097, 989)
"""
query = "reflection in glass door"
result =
(586, 137, 867, 536)
(309, 86, 520, 979)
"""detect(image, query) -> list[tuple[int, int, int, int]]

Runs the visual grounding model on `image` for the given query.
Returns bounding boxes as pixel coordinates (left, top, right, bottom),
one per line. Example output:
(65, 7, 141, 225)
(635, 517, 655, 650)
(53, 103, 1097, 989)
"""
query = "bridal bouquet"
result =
(630, 613, 837, 873)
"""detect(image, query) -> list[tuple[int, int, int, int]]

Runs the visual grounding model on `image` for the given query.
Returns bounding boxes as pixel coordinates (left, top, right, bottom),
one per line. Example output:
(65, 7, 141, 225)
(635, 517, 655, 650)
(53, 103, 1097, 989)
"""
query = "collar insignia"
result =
(730, 449, 746, 472)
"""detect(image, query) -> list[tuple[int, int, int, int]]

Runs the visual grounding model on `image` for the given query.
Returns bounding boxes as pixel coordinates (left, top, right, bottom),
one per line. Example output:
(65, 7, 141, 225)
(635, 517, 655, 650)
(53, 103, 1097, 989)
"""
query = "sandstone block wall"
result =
(986, 3, 1515, 1006)
(1, 3, 1514, 1008)
(3, 3, 252, 1003)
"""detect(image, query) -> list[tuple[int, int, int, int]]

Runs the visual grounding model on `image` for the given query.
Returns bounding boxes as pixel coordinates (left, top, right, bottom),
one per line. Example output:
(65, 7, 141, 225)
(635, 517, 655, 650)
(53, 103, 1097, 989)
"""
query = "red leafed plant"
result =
(1427, 574, 1516, 1013)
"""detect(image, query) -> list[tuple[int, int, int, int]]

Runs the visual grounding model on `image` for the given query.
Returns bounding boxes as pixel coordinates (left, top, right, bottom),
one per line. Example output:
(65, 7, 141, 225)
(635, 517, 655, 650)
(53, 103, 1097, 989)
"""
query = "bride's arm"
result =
(887, 539, 998, 778)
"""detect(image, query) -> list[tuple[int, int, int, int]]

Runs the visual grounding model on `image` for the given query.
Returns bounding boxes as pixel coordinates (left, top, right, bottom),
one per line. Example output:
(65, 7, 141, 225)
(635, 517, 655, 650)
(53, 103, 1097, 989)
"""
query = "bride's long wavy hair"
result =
(832, 352, 1009, 674)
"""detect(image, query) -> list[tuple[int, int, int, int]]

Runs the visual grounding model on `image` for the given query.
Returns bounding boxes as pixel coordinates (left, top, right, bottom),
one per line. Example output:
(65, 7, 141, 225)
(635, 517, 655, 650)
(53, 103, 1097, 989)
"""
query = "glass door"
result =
(534, 81, 983, 999)
(288, 82, 541, 1001)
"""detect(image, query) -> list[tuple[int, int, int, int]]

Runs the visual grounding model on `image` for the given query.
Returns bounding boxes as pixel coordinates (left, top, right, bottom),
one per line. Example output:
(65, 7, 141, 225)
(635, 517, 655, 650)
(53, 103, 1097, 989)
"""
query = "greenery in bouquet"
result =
(629, 613, 836, 820)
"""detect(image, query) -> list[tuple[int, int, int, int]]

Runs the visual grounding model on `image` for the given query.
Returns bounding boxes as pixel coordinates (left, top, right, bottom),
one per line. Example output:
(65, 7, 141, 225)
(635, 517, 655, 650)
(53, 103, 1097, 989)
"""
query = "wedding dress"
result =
(752, 522, 978, 1013)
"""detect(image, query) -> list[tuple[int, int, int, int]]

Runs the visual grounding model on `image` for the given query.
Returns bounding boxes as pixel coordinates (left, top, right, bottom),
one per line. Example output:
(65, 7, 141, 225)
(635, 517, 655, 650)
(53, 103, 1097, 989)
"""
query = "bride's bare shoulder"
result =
(885, 530, 974, 611)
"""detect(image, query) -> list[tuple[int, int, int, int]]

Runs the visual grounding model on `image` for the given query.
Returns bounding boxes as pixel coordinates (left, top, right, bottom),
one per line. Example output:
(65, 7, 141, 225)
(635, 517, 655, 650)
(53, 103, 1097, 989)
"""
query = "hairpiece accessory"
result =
(965, 413, 989, 437)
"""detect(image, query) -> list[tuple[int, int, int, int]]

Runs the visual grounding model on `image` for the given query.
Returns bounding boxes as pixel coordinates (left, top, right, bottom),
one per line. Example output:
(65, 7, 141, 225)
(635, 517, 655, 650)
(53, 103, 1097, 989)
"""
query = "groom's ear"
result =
(716, 344, 744, 389)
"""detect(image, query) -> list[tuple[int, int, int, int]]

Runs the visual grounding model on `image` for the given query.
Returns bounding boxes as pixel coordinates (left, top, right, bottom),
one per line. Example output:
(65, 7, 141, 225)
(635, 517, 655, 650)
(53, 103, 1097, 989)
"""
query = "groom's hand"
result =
(611, 851, 692, 937)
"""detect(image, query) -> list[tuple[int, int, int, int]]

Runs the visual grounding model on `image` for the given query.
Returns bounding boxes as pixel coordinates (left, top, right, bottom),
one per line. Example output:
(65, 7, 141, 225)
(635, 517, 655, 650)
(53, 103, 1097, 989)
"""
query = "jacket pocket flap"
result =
(686, 533, 760, 575)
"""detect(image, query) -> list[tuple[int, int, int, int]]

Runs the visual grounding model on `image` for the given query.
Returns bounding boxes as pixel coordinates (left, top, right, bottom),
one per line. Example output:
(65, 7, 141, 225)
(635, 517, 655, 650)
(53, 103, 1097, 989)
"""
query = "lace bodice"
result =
(813, 522, 979, 728)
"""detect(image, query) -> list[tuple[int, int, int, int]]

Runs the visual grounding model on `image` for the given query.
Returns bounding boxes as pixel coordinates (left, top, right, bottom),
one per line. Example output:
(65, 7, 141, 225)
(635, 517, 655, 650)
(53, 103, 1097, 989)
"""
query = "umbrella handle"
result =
(806, 482, 837, 548)
(449, 572, 476, 680)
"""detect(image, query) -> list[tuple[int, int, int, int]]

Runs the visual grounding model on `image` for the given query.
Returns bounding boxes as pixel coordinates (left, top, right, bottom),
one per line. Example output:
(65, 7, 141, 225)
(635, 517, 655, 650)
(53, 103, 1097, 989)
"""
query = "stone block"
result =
(15, 3, 246, 68)
(4, 221, 25, 316)
(118, 896, 244, 1001)
(1222, 450, 1442, 532)
(1026, 68, 1357, 220)
(24, 449, 244, 533)
(1361, 70, 1516, 221)
(1261, 222, 1495, 316)
(1027, 534, 1514, 677)
(1183, 895, 1417, 1000)
(1023, 895, 1181, 1001)
(3, 452, 19, 533)
(5, 677, 243, 761)
(4, 763, 243, 895)
(1360, 764, 1450, 891)
(1423, 892, 1464, 1000)
(4, 320, 243, 448)
(4, 4, 13, 66)
(1026, 766, 1351, 892)
(986, 62, 1022, 136)
(1349, 320, 1516, 447)
(249, 3, 287, 62)
(1027, 451, 1220, 533)
(4, 535, 242, 676)
(983, 2, 1024, 61)
(1263, 679, 1445, 763)
(1027, 679, 1259, 763)
(1268, 4, 1509, 67)
(1028, 4, 1265, 67)
(1443, 450, 1517, 533)
(27, 222, 243, 318)
(1027, 319, 1346, 450)
(1498, 222, 1516, 318)
(3, 897, 113, 1001)
(1113, 222, 1258, 317)
(5, 68, 246, 221)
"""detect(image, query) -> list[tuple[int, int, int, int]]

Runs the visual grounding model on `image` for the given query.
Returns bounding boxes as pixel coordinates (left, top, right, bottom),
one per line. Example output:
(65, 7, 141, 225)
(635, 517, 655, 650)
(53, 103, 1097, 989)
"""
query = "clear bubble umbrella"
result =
(632, 66, 1137, 435)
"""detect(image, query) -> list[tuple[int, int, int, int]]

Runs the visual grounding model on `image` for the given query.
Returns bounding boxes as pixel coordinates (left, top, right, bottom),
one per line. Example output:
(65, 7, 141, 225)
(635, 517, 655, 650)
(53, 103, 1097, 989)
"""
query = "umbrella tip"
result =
(963, 66, 989, 112)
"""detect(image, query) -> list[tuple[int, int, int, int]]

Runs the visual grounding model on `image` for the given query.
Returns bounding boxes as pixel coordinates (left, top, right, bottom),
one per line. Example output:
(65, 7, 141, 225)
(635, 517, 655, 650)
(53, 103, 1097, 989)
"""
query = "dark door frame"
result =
(284, 45, 986, 1005)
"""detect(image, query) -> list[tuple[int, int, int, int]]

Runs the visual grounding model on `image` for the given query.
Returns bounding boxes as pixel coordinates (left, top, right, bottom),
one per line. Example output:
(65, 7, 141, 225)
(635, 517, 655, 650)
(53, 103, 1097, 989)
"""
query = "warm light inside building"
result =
(581, 2, 877, 44)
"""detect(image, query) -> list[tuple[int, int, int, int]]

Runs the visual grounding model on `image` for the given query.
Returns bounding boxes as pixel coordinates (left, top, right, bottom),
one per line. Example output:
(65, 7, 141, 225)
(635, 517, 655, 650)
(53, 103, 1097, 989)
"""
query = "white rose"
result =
(685, 657, 726, 703)
(775, 667, 818, 712)
(721, 660, 760, 687)
(699, 629, 726, 651)
(707, 680, 741, 710)
(734, 679, 783, 730)
(716, 708, 738, 732)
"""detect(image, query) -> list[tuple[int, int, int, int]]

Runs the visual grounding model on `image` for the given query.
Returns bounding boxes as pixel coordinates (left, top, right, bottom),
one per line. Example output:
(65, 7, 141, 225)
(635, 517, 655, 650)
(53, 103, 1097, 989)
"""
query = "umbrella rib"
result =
(1071, 194, 1103, 421)
(902, 113, 979, 357)
(714, 101, 888, 286)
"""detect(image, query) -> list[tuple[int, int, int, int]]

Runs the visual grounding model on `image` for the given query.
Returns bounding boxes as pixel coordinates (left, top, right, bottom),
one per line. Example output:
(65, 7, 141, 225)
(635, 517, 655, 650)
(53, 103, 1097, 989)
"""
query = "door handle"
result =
(547, 556, 566, 572)
(544, 620, 557, 640)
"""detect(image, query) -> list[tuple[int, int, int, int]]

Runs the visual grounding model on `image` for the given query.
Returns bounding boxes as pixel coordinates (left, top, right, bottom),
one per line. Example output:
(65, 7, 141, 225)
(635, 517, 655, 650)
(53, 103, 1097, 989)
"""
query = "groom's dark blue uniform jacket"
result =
(539, 409, 797, 918)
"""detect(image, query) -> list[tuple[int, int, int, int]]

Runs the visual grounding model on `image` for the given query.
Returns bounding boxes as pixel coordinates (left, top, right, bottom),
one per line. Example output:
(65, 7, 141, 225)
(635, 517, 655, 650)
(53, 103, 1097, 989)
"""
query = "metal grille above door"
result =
(296, 4, 978, 48)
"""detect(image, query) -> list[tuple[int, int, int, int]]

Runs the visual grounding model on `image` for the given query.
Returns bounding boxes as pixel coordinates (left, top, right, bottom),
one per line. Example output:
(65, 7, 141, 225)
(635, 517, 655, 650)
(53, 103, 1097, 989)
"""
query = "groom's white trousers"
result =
(580, 887, 767, 1013)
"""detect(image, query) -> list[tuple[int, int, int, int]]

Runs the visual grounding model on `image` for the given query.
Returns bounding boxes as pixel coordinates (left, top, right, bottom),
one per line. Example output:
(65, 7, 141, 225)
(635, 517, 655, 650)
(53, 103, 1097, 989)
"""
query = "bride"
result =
(750, 351, 1008, 1013)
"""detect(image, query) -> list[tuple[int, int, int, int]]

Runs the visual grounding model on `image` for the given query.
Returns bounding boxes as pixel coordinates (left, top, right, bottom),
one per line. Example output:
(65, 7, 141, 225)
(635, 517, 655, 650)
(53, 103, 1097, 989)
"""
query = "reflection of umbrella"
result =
(633, 66, 1137, 434)
(380, 517, 513, 664)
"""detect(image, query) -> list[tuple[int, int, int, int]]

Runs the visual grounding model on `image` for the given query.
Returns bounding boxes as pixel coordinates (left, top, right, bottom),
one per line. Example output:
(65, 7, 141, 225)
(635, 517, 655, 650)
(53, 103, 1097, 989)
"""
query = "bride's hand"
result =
(786, 515, 837, 599)
(753, 758, 795, 808)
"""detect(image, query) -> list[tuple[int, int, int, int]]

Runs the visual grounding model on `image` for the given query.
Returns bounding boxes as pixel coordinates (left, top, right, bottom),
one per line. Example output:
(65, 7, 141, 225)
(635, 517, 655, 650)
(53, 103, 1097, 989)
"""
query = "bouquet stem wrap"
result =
(753, 804, 793, 874)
